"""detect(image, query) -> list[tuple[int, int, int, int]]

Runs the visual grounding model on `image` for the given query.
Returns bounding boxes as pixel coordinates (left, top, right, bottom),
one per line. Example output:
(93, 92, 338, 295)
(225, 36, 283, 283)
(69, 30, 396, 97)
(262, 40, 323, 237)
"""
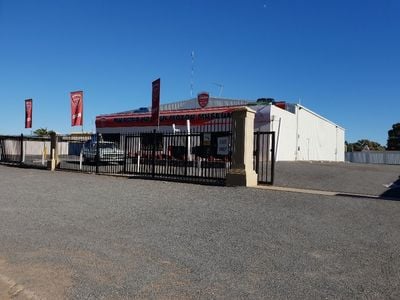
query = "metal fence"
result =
(56, 130, 232, 185)
(346, 151, 400, 165)
(1, 123, 276, 186)
(0, 135, 51, 169)
(0, 135, 22, 163)
(254, 131, 275, 185)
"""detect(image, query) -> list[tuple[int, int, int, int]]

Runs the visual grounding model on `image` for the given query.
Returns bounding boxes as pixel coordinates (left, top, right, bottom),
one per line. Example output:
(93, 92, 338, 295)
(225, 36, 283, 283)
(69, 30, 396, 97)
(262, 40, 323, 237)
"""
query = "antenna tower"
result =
(190, 50, 195, 98)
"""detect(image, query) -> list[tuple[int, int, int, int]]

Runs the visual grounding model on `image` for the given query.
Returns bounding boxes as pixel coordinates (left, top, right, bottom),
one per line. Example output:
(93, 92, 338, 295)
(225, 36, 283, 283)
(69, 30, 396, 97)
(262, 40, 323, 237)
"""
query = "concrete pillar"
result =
(226, 107, 258, 187)
(48, 132, 58, 171)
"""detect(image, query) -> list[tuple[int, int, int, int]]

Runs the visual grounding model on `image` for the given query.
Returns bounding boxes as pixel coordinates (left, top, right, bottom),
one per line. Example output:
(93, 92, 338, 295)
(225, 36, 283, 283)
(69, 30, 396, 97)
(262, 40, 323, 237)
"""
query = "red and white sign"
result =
(70, 91, 83, 126)
(95, 106, 235, 128)
(197, 92, 209, 108)
(151, 78, 161, 125)
(25, 99, 32, 128)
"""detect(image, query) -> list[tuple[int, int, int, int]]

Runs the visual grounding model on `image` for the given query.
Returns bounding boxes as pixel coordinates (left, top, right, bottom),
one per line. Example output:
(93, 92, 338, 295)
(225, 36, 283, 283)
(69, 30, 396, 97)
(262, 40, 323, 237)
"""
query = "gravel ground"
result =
(274, 161, 400, 196)
(0, 165, 400, 299)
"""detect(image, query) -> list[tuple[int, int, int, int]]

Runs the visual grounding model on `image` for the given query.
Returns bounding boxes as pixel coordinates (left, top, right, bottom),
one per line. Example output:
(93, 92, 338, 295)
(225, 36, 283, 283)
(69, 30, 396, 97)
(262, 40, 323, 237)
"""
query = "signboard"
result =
(197, 92, 209, 108)
(203, 133, 211, 146)
(25, 99, 32, 128)
(151, 78, 161, 125)
(70, 91, 83, 126)
(217, 136, 229, 155)
(95, 107, 234, 128)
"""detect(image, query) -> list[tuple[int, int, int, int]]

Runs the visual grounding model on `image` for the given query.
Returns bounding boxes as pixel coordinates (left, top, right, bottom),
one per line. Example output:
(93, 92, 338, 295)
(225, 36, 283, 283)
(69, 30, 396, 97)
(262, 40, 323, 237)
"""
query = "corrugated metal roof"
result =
(106, 97, 251, 116)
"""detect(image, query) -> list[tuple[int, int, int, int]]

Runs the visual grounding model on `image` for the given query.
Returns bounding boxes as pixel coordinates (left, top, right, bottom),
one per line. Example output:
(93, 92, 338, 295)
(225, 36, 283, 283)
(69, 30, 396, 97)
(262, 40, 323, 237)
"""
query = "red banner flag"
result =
(70, 91, 83, 126)
(25, 99, 33, 128)
(151, 78, 160, 125)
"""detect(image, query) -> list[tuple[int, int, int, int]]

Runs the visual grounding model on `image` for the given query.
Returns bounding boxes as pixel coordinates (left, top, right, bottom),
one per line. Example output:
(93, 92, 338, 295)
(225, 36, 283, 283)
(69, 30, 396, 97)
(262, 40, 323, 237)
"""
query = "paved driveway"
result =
(274, 161, 400, 197)
(0, 165, 399, 299)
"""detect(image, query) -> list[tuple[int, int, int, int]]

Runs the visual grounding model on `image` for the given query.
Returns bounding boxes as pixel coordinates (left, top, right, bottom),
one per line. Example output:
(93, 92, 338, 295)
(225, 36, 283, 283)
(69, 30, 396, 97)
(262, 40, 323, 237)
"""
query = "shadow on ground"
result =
(380, 178, 400, 200)
(274, 162, 400, 198)
(334, 177, 400, 201)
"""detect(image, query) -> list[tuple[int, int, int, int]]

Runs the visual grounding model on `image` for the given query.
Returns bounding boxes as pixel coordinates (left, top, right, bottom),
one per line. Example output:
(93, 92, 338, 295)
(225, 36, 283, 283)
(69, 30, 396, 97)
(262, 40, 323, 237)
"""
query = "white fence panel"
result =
(346, 151, 400, 165)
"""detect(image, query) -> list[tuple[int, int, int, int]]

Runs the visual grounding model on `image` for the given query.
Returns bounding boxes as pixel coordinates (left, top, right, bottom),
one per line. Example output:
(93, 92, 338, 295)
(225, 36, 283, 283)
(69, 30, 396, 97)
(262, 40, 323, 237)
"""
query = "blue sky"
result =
(0, 0, 399, 145)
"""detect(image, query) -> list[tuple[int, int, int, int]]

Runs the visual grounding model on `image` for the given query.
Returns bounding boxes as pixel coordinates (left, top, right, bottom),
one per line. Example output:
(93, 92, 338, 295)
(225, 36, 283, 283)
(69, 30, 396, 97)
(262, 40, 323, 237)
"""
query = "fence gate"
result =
(254, 131, 275, 185)
(123, 131, 232, 185)
(55, 131, 232, 186)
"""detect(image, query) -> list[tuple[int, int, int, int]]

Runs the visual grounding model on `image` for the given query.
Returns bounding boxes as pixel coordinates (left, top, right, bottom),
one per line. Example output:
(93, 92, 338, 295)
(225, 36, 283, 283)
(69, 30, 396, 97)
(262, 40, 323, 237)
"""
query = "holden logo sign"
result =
(197, 92, 209, 108)
(72, 94, 81, 105)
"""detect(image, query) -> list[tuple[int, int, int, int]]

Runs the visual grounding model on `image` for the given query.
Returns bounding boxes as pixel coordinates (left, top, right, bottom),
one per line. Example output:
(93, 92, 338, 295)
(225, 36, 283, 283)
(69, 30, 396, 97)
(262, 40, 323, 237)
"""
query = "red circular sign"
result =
(197, 92, 209, 108)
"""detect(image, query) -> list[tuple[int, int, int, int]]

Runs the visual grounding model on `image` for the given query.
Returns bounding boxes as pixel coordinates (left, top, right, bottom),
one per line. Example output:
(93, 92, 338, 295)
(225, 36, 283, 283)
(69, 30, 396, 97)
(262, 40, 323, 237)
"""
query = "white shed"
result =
(253, 104, 345, 161)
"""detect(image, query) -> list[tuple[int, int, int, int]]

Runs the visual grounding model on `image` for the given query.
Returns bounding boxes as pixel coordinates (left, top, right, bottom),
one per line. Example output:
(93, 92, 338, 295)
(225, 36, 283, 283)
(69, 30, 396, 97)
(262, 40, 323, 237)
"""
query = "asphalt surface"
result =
(0, 164, 399, 299)
(274, 161, 400, 197)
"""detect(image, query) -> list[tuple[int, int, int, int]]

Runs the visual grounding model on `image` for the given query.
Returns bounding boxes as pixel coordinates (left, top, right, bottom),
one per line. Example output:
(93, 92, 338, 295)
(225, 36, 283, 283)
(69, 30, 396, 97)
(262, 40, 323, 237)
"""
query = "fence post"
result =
(185, 134, 189, 176)
(255, 131, 260, 173)
(48, 132, 58, 171)
(123, 135, 128, 174)
(95, 132, 100, 174)
(270, 131, 276, 185)
(226, 107, 258, 187)
(20, 134, 24, 163)
(152, 129, 156, 178)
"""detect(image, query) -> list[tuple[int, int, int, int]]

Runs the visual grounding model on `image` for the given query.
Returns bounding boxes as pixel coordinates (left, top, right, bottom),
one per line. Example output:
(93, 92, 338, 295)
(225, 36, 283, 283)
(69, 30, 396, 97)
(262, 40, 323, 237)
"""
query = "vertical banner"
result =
(25, 99, 33, 128)
(151, 78, 160, 126)
(70, 91, 83, 126)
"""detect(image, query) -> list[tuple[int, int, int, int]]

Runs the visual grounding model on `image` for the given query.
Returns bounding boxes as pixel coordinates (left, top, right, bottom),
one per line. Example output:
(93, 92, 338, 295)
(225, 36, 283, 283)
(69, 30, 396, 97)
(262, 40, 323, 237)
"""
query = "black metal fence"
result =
(1, 127, 276, 186)
(0, 135, 22, 163)
(254, 131, 275, 185)
(56, 130, 232, 185)
(0, 134, 51, 169)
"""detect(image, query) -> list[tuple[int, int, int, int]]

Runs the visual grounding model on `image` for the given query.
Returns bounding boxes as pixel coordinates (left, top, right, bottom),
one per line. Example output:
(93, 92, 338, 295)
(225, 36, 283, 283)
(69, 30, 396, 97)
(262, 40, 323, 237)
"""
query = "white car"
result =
(82, 141, 124, 164)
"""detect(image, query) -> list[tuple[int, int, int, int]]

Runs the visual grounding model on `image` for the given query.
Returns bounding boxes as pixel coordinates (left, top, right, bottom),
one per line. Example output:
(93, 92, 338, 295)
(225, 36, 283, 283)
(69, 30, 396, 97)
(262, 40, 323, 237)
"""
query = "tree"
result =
(346, 139, 385, 152)
(33, 128, 55, 136)
(387, 123, 400, 150)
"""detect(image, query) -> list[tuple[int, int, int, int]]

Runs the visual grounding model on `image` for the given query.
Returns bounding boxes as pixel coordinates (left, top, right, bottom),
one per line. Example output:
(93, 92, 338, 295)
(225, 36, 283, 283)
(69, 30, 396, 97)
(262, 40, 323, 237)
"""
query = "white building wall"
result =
(255, 104, 345, 162)
(269, 106, 297, 161)
(296, 106, 345, 162)
(336, 126, 345, 161)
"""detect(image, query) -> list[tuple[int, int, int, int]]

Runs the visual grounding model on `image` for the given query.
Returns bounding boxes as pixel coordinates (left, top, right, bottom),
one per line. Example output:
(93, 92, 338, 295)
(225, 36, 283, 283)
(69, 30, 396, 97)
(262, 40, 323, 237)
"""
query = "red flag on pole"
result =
(25, 99, 32, 128)
(70, 91, 83, 126)
(151, 78, 160, 126)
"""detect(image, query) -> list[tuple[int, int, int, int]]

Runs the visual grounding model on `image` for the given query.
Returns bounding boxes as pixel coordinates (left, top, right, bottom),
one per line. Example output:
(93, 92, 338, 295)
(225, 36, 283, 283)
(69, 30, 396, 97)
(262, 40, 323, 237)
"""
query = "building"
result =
(95, 96, 345, 162)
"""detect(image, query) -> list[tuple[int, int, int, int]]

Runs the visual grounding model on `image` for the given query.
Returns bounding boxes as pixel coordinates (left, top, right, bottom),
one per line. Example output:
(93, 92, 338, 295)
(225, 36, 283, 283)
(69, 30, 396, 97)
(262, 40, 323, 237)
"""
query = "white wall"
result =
(255, 104, 345, 162)
(296, 106, 345, 162)
(57, 142, 70, 155)
(3, 140, 21, 155)
(346, 151, 400, 165)
(336, 125, 345, 161)
(23, 140, 51, 155)
(269, 106, 297, 161)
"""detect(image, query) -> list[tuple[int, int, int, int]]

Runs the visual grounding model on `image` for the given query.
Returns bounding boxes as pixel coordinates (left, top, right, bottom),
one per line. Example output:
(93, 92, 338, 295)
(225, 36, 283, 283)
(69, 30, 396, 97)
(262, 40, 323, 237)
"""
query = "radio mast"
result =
(190, 50, 195, 98)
